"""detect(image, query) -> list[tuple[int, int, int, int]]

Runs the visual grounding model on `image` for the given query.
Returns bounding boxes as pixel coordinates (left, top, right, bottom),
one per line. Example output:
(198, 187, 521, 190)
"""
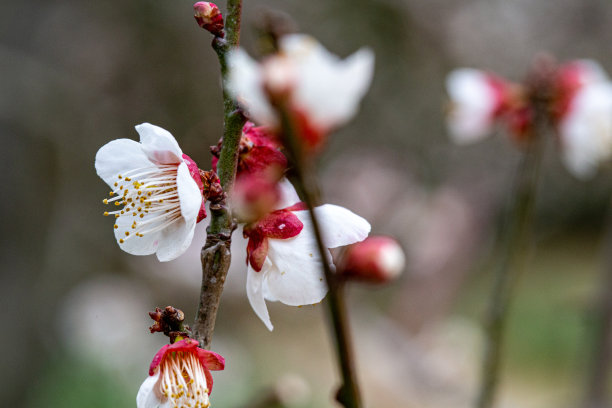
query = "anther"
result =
(104, 212, 109, 216)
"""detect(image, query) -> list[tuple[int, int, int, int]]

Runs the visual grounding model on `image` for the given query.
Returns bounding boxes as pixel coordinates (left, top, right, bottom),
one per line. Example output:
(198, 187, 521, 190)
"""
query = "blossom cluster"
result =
(94, 20, 403, 408)
(446, 60, 612, 178)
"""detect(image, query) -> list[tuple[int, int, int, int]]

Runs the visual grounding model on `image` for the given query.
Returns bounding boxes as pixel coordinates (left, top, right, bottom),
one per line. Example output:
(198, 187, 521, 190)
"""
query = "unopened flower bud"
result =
(194, 2, 224, 38)
(338, 236, 405, 284)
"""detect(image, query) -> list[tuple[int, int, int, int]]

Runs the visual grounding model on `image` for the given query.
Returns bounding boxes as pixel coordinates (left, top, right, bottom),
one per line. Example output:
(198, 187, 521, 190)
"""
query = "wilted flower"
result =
(445, 69, 510, 143)
(95, 123, 205, 261)
(243, 179, 371, 330)
(337, 236, 405, 284)
(227, 34, 374, 150)
(137, 338, 224, 408)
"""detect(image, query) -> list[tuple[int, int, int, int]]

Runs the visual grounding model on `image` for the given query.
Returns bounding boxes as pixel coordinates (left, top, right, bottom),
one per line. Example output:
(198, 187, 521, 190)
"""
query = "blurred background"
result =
(3, 0, 612, 407)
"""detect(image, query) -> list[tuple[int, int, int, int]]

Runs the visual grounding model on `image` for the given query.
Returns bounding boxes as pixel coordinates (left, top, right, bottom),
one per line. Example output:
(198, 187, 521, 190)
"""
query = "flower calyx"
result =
(193, 2, 224, 38)
(148, 306, 191, 343)
(243, 203, 306, 272)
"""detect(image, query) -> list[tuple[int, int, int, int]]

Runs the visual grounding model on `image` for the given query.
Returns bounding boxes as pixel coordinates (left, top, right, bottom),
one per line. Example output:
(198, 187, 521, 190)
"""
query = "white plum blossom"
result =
(227, 34, 374, 147)
(95, 123, 204, 261)
(446, 69, 507, 144)
(243, 179, 371, 330)
(559, 81, 612, 178)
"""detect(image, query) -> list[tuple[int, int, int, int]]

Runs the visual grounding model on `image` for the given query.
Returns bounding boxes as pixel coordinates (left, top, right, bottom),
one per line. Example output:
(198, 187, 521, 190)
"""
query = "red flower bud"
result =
(194, 2, 224, 37)
(338, 236, 405, 284)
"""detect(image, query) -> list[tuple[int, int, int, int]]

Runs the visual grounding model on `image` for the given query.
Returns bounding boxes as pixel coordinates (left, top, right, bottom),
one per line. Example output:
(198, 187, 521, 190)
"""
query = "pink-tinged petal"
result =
(446, 69, 501, 144)
(135, 123, 183, 165)
(227, 49, 277, 127)
(95, 138, 154, 188)
(198, 349, 225, 371)
(308, 204, 370, 248)
(265, 229, 329, 306)
(137, 373, 164, 408)
(182, 154, 204, 191)
(211, 155, 219, 173)
(176, 162, 203, 224)
(275, 178, 300, 210)
(259, 210, 303, 239)
(156, 217, 197, 262)
(247, 262, 274, 330)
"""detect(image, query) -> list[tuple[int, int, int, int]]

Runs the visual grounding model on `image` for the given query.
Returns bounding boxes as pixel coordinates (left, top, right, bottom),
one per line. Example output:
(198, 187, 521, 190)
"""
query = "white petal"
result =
(95, 139, 154, 188)
(137, 374, 166, 408)
(275, 177, 301, 209)
(305, 204, 370, 248)
(573, 59, 609, 85)
(227, 49, 277, 127)
(265, 228, 329, 306)
(282, 34, 374, 131)
(155, 217, 197, 262)
(446, 69, 498, 144)
(135, 123, 183, 165)
(247, 262, 274, 331)
(176, 162, 203, 223)
(114, 212, 163, 256)
(560, 82, 612, 178)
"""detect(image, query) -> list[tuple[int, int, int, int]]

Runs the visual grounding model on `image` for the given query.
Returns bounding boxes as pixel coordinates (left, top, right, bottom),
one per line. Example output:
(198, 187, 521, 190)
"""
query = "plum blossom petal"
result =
(446, 69, 504, 144)
(275, 177, 301, 210)
(136, 373, 170, 408)
(247, 261, 274, 330)
(243, 180, 371, 330)
(227, 34, 374, 140)
(135, 123, 183, 164)
(96, 124, 204, 261)
(265, 226, 328, 307)
(281, 35, 374, 132)
(559, 82, 612, 178)
(227, 49, 277, 127)
(312, 204, 371, 248)
(95, 139, 154, 186)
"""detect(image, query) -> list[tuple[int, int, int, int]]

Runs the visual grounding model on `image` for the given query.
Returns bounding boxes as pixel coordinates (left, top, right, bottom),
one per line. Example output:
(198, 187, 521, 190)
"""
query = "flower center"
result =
(158, 351, 210, 408)
(102, 165, 182, 244)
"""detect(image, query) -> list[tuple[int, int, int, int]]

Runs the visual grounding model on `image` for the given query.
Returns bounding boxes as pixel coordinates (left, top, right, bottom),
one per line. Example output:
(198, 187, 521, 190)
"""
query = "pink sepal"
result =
(243, 208, 304, 271)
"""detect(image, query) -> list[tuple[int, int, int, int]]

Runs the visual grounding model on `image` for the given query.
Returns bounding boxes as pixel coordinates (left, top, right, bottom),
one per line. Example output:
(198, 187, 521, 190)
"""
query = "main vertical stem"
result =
(194, 0, 247, 350)
(476, 129, 545, 408)
(280, 111, 362, 408)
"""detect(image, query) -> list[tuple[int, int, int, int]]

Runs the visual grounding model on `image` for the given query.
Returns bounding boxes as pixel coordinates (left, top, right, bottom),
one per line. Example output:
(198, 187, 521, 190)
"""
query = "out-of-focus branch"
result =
(193, 0, 247, 350)
(476, 69, 550, 408)
(583, 212, 612, 408)
(278, 108, 362, 408)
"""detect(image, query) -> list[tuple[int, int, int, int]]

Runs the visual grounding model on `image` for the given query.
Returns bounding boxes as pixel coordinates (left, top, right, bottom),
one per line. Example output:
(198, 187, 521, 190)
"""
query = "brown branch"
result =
(192, 0, 246, 350)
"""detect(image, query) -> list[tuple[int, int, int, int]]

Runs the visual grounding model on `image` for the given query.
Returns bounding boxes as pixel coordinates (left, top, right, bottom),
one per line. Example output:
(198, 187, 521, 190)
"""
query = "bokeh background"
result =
(3, 0, 612, 407)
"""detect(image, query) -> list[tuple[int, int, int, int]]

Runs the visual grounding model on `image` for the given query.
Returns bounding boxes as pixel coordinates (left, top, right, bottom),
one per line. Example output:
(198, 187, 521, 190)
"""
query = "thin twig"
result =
(193, 0, 247, 350)
(279, 110, 362, 408)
